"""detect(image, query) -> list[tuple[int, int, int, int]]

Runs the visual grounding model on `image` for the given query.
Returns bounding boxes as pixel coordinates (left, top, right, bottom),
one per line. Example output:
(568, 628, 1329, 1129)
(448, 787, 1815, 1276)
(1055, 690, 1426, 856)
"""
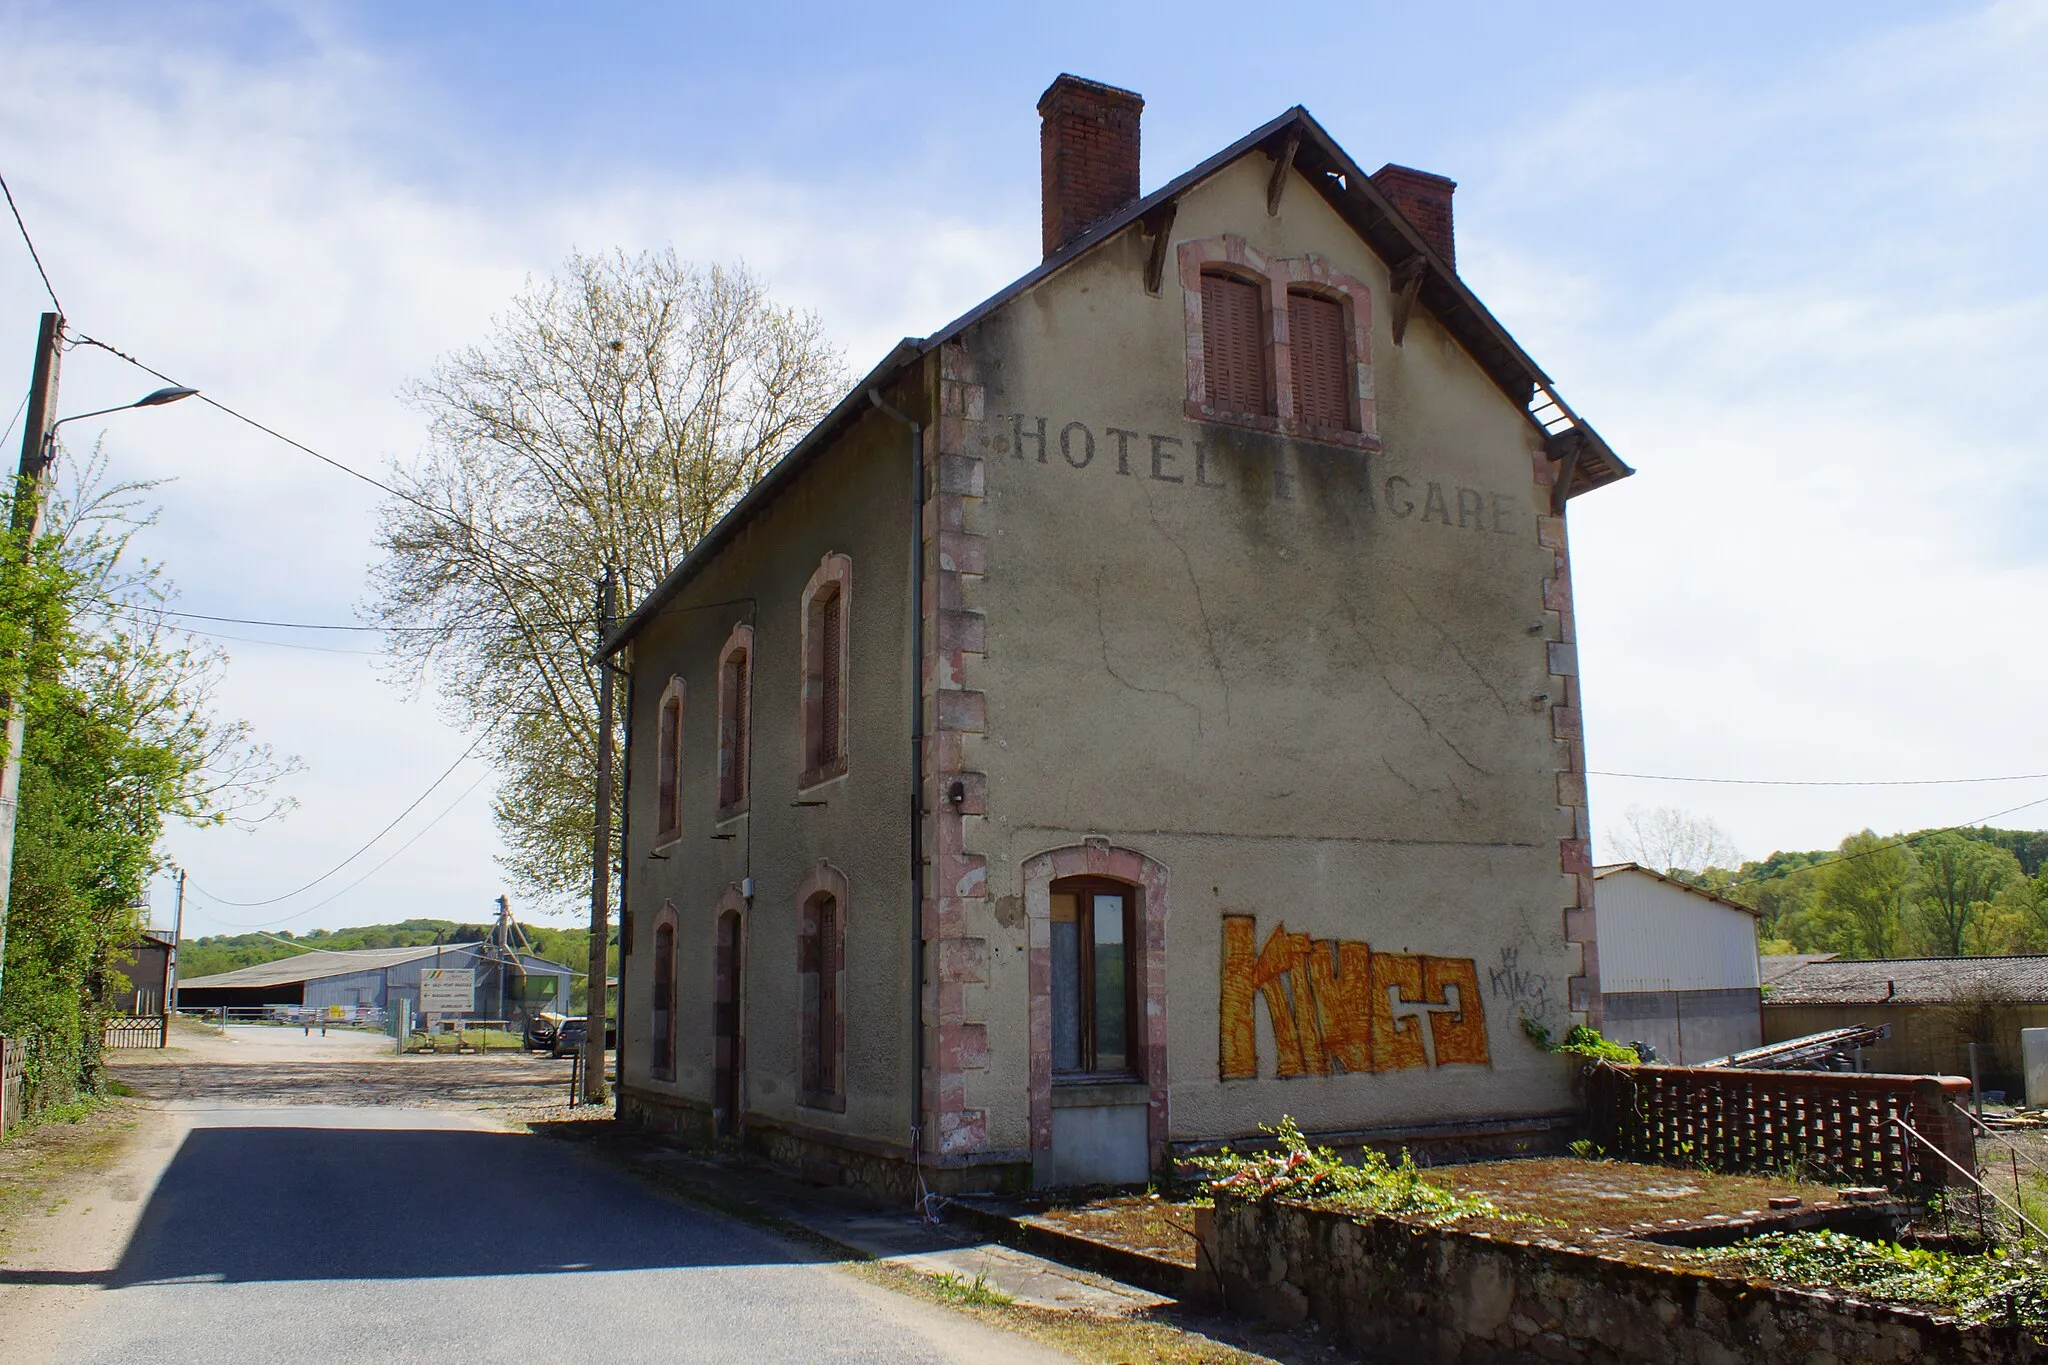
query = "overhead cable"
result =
(0, 164, 63, 313)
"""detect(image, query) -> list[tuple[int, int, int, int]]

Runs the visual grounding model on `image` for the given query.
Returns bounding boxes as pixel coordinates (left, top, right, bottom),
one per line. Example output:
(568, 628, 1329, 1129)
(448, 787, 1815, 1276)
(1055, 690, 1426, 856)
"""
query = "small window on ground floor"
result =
(1049, 876, 1136, 1078)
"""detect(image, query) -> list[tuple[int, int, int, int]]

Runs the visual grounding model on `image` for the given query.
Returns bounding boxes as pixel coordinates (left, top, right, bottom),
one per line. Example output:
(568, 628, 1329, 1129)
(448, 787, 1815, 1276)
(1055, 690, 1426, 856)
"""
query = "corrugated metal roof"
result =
(177, 943, 573, 991)
(1764, 954, 2048, 1006)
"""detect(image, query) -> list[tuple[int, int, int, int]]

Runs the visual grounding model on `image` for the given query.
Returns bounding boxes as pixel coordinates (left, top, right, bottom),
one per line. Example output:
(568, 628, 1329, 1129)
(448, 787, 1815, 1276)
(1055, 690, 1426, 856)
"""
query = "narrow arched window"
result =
(655, 677, 684, 841)
(800, 555, 851, 787)
(1288, 288, 1352, 431)
(1048, 876, 1136, 1077)
(651, 919, 676, 1080)
(716, 626, 753, 815)
(800, 889, 845, 1107)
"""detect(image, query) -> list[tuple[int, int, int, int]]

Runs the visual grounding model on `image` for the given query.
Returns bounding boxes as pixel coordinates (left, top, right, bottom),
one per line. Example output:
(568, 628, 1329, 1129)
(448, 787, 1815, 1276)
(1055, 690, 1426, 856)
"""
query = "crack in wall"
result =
(1396, 583, 1513, 716)
(1335, 595, 1492, 776)
(1141, 483, 1232, 726)
(1093, 565, 1206, 736)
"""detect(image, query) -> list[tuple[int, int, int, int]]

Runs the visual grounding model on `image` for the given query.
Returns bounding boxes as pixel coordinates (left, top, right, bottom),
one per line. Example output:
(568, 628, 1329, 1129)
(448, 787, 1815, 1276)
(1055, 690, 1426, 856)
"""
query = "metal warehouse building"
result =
(176, 942, 573, 1022)
(1593, 862, 1763, 1065)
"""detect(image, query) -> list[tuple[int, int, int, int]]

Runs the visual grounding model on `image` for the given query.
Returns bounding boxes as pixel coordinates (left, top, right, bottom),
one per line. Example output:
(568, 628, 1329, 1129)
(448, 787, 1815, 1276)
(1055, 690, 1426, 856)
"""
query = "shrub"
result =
(1695, 1230, 2048, 1326)
(1192, 1118, 1500, 1225)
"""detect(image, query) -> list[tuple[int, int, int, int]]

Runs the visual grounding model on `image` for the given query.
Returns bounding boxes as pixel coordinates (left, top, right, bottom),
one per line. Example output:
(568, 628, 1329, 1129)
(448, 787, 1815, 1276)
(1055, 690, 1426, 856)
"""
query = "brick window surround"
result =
(654, 675, 686, 847)
(649, 901, 679, 1082)
(799, 553, 852, 790)
(1022, 841, 1169, 1167)
(796, 860, 849, 1112)
(715, 623, 753, 820)
(1179, 235, 1378, 449)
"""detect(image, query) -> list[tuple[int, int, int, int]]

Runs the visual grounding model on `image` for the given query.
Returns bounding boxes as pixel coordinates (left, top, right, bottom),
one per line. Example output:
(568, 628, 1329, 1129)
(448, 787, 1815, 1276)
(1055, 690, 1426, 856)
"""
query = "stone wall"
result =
(1206, 1196, 2043, 1365)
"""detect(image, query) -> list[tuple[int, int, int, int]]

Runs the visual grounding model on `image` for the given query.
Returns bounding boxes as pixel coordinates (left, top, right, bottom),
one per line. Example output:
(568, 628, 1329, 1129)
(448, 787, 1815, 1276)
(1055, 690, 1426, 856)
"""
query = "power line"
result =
(0, 165, 63, 313)
(66, 334, 551, 581)
(192, 719, 499, 908)
(196, 771, 492, 930)
(1, 385, 29, 454)
(1592, 769, 2048, 788)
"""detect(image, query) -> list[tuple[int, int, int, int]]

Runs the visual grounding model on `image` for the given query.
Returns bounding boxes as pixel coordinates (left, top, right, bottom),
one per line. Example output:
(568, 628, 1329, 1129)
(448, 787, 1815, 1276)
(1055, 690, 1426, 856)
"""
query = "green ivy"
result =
(1522, 1018, 1641, 1065)
(1692, 1230, 2048, 1326)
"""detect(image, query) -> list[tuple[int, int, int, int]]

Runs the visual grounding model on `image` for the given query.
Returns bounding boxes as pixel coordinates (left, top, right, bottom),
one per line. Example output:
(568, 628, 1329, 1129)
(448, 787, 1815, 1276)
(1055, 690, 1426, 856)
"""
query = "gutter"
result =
(865, 386, 927, 1184)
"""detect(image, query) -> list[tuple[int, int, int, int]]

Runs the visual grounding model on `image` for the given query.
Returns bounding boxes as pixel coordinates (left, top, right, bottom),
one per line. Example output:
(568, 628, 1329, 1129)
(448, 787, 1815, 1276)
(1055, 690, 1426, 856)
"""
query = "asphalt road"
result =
(43, 1103, 1064, 1365)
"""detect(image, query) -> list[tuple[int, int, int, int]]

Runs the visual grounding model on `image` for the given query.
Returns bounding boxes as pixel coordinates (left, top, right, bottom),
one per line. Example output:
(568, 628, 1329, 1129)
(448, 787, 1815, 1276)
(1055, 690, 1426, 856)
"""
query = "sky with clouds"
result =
(1, 1, 2042, 941)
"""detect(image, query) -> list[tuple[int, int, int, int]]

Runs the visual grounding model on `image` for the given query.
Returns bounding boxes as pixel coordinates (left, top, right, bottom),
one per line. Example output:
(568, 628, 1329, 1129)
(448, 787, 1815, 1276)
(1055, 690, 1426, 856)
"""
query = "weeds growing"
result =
(1693, 1230, 2048, 1326)
(1191, 1117, 1502, 1225)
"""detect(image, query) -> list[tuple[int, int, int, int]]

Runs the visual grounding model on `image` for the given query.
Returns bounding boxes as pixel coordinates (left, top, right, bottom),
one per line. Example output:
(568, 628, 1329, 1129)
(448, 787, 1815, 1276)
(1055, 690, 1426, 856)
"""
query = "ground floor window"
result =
(1049, 877, 1135, 1077)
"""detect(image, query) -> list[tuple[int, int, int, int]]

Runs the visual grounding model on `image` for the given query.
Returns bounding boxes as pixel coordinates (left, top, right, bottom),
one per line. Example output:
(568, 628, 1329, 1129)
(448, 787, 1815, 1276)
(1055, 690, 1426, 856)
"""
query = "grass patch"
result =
(927, 1269, 1014, 1306)
(1692, 1230, 2048, 1325)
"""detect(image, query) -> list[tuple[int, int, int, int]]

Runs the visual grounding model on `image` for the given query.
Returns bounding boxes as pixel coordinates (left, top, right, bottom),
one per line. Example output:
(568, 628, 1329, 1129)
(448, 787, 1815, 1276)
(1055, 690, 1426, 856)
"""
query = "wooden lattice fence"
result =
(102, 1016, 167, 1049)
(1584, 1064, 1974, 1195)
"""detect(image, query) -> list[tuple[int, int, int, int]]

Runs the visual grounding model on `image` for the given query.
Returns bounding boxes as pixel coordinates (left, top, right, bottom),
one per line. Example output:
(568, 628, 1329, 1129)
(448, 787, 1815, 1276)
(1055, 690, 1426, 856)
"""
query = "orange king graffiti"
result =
(1219, 915, 1490, 1080)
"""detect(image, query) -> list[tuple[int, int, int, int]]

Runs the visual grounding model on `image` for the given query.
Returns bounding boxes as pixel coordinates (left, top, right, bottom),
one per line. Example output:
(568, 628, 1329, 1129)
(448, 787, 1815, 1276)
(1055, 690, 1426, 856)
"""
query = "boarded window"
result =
(1201, 272, 1268, 418)
(651, 921, 676, 1079)
(802, 891, 843, 1102)
(1289, 290, 1350, 430)
(656, 689, 682, 837)
(718, 650, 749, 809)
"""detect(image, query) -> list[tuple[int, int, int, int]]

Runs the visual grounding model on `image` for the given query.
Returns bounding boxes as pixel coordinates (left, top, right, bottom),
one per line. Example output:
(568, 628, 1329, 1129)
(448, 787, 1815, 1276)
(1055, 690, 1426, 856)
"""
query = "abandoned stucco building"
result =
(605, 76, 1631, 1191)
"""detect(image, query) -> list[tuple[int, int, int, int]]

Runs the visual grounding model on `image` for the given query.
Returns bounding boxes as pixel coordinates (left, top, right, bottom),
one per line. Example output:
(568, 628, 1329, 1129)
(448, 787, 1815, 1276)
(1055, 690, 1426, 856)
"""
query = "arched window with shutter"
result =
(655, 676, 685, 843)
(799, 554, 851, 789)
(716, 624, 753, 817)
(650, 907, 678, 1081)
(797, 862, 849, 1111)
(1288, 288, 1353, 432)
(1199, 270, 1271, 419)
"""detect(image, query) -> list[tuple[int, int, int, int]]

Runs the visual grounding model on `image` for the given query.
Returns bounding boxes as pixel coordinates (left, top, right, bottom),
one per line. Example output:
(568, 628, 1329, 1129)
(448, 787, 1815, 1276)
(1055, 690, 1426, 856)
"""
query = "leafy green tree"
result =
(1811, 829, 1917, 959)
(1910, 831, 2021, 957)
(0, 451, 294, 1109)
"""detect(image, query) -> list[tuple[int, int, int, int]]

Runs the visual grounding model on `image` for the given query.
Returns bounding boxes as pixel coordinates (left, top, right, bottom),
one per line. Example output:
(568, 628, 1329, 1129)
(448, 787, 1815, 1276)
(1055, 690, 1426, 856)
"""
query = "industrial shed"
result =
(1763, 954, 2048, 1097)
(1593, 863, 1762, 1064)
(176, 942, 573, 1022)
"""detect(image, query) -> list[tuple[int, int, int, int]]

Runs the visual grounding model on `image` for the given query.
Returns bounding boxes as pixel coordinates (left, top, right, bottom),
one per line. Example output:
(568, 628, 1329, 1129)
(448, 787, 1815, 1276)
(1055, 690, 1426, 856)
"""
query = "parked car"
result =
(523, 1011, 567, 1052)
(550, 1017, 616, 1058)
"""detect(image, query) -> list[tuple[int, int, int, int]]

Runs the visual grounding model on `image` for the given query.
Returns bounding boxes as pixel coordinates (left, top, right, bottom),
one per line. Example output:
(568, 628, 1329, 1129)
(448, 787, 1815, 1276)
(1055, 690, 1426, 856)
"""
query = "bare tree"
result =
(1603, 804, 1742, 877)
(368, 251, 845, 905)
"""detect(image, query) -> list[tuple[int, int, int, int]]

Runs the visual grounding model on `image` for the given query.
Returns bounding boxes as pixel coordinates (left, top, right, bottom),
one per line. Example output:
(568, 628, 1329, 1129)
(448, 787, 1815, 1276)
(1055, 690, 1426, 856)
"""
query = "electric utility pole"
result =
(167, 868, 186, 1020)
(584, 566, 617, 1105)
(0, 311, 63, 1008)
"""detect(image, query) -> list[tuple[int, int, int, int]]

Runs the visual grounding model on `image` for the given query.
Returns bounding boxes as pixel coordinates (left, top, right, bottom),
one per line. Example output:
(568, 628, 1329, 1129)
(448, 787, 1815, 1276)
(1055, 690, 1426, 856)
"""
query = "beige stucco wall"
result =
(620, 409, 917, 1149)
(956, 154, 1584, 1148)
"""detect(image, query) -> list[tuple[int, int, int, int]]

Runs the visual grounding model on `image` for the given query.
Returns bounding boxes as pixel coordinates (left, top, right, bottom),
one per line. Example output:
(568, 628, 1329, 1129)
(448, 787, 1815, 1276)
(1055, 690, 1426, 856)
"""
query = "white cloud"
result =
(0, 11, 1023, 938)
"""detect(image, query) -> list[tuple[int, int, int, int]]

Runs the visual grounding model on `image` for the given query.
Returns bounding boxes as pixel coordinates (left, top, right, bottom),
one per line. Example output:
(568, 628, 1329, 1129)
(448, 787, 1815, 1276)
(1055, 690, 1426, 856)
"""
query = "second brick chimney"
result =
(1038, 75, 1144, 259)
(1371, 163, 1457, 270)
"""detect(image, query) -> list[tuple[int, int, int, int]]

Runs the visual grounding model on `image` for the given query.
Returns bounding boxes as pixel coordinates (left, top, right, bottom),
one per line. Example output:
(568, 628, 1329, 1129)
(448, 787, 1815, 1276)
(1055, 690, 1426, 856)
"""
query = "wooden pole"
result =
(583, 567, 616, 1105)
(0, 311, 63, 1011)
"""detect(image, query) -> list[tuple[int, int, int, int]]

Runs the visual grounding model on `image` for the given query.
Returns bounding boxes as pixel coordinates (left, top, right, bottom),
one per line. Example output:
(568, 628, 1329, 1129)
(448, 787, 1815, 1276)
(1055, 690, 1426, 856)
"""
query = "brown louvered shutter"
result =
(819, 591, 842, 765)
(1201, 272, 1268, 417)
(816, 895, 839, 1094)
(657, 695, 681, 834)
(1289, 291, 1350, 430)
(731, 653, 747, 800)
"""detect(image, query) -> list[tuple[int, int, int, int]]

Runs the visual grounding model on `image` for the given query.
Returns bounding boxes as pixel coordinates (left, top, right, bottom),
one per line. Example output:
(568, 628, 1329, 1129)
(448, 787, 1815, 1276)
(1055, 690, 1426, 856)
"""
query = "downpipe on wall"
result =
(867, 386, 927, 1209)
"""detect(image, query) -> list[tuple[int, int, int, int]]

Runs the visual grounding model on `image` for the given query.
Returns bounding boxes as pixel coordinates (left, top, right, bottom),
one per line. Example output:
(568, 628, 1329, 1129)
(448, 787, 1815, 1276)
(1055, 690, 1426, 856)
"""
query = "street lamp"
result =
(0, 371, 200, 1011)
(36, 386, 199, 470)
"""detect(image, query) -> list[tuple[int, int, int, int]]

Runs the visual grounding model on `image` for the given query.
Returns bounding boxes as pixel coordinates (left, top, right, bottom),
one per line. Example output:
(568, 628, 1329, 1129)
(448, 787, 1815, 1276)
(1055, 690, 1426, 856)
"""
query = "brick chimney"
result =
(1371, 163, 1457, 270)
(1038, 75, 1144, 259)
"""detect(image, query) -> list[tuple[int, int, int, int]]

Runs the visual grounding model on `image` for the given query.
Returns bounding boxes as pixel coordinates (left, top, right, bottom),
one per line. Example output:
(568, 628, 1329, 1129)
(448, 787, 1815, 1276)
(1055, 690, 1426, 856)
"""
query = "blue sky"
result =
(2, 1, 2044, 939)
